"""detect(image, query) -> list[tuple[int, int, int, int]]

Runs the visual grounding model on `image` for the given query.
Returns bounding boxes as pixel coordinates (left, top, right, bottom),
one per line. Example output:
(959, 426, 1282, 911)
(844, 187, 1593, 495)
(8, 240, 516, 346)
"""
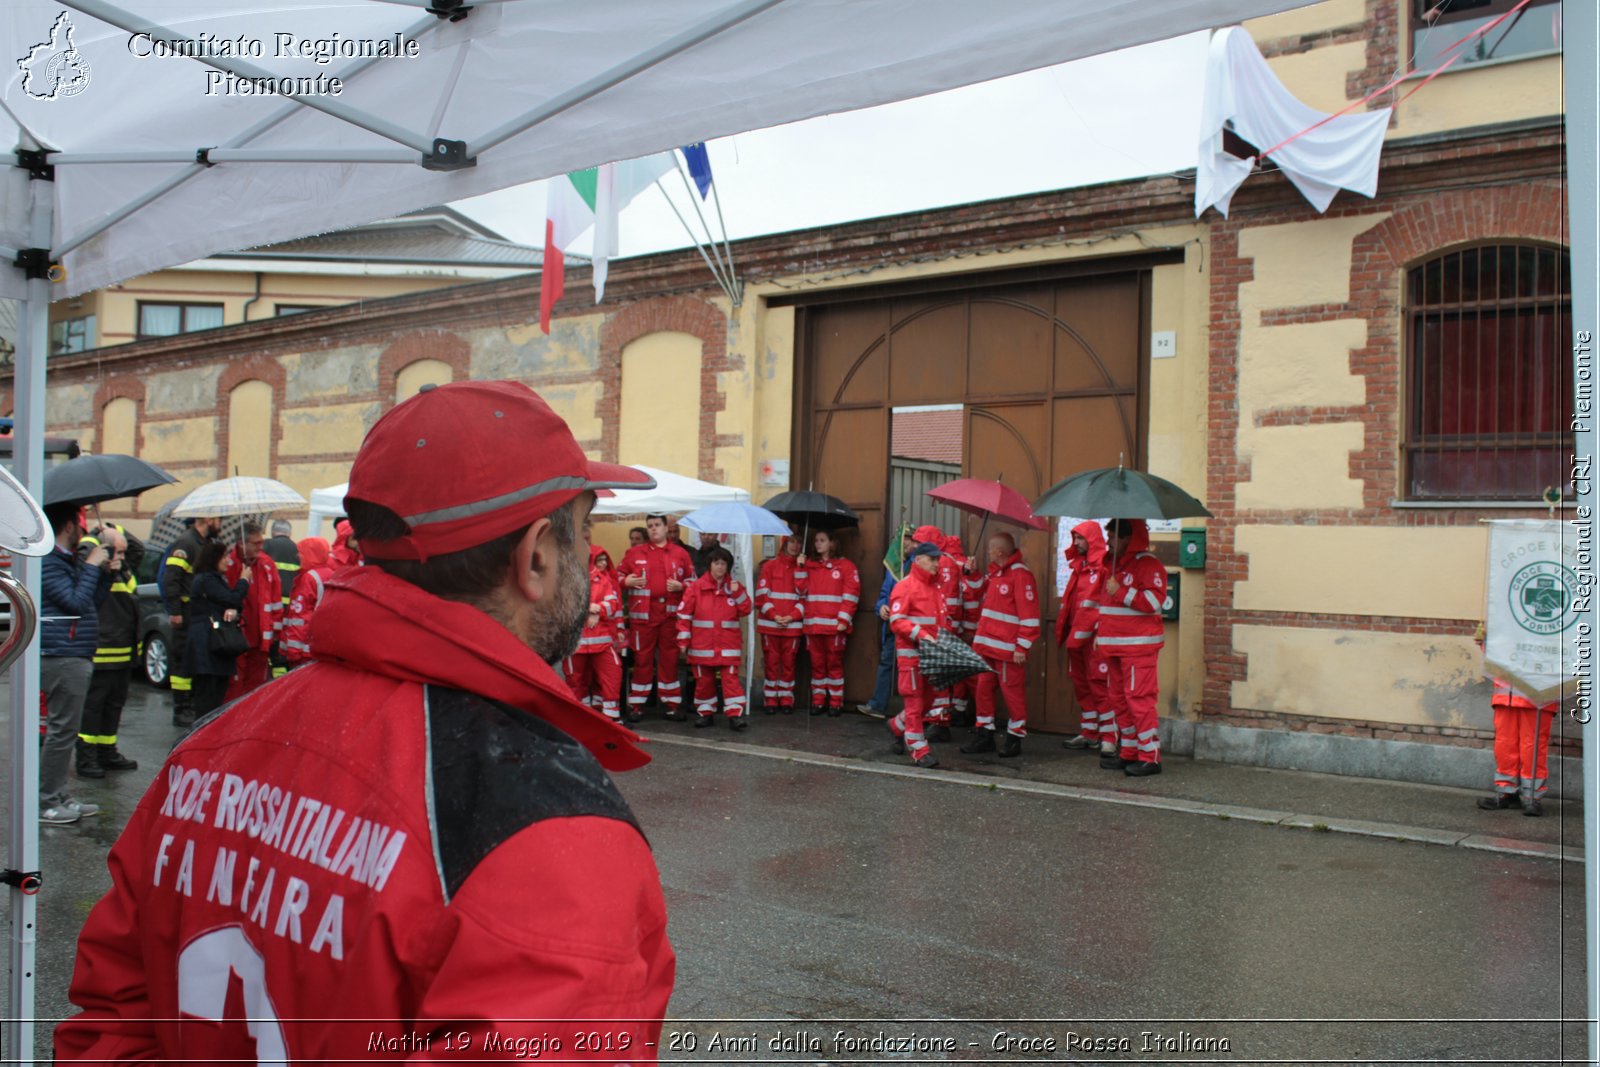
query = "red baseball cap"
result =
(348, 380, 654, 561)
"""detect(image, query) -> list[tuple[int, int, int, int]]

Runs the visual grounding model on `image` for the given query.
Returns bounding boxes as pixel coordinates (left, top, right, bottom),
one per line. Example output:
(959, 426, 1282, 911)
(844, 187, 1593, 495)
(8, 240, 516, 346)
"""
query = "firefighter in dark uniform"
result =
(160, 515, 220, 727)
(263, 519, 301, 679)
(76, 524, 143, 777)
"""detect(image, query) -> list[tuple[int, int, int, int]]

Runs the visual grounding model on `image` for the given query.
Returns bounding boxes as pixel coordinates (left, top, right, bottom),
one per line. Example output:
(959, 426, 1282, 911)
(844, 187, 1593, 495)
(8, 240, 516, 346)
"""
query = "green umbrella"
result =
(1033, 463, 1211, 520)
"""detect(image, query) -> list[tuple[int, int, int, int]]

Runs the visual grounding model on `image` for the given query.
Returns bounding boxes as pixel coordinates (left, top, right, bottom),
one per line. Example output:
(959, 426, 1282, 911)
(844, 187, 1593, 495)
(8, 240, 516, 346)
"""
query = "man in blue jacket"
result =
(858, 526, 913, 718)
(40, 504, 111, 825)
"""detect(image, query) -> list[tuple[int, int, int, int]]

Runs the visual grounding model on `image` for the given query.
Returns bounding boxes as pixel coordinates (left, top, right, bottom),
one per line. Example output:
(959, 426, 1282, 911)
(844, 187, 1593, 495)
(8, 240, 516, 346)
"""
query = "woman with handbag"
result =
(183, 541, 251, 720)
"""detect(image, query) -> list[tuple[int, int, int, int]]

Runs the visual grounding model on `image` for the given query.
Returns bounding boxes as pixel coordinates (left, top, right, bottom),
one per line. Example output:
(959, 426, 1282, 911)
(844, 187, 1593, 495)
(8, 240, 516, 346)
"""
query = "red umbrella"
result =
(926, 478, 1050, 531)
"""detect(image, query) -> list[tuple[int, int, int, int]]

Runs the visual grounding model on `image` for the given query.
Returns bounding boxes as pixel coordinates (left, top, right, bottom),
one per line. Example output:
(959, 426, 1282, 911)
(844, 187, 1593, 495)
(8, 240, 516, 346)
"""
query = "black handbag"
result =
(208, 617, 249, 658)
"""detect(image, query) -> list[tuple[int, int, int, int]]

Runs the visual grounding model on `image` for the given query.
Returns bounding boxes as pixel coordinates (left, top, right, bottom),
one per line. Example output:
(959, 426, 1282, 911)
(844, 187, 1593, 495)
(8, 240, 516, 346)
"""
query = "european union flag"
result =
(680, 142, 713, 199)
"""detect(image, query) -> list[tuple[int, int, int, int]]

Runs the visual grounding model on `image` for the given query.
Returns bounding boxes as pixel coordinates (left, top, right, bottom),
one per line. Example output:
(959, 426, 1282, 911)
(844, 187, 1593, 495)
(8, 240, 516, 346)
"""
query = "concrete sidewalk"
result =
(628, 707, 1584, 863)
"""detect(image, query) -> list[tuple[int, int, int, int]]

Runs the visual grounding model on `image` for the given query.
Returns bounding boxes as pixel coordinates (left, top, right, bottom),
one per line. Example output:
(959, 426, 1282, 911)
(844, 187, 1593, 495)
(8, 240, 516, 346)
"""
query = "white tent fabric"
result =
(591, 465, 748, 516)
(1195, 25, 1390, 218)
(308, 480, 348, 539)
(0, 0, 1315, 300)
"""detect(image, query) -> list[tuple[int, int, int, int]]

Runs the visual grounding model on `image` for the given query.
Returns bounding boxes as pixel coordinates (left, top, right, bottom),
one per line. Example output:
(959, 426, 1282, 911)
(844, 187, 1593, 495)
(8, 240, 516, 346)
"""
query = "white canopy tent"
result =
(16, 0, 1583, 1061)
(590, 464, 749, 516)
(307, 480, 349, 539)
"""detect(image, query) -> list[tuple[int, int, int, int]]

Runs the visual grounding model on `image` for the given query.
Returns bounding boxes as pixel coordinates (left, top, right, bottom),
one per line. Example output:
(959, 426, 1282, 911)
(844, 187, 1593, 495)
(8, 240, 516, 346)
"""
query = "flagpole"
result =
(674, 156, 734, 290)
(707, 172, 741, 307)
(652, 180, 736, 303)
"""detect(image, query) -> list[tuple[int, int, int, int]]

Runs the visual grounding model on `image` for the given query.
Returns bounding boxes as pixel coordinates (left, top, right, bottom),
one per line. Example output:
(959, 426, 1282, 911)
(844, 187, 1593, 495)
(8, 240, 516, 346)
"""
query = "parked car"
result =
(134, 548, 173, 687)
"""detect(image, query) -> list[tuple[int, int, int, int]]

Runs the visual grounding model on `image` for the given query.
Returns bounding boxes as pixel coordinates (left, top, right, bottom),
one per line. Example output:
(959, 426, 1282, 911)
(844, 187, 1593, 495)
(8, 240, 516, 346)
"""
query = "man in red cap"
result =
(59, 380, 675, 1064)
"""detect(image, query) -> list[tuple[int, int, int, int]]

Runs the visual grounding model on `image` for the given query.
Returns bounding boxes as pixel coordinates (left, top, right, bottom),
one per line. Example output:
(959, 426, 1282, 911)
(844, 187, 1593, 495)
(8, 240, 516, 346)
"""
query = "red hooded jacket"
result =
(1054, 520, 1108, 650)
(281, 537, 334, 664)
(57, 566, 673, 1064)
(968, 549, 1042, 660)
(754, 539, 808, 636)
(887, 563, 958, 670)
(676, 570, 753, 667)
(577, 545, 623, 653)
(226, 547, 283, 653)
(1097, 519, 1166, 657)
(913, 526, 967, 633)
(329, 520, 361, 571)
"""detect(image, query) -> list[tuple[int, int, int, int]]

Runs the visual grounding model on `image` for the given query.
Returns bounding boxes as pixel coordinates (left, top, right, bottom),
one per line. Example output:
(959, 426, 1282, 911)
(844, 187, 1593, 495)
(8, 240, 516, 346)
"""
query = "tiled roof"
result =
(891, 408, 963, 465)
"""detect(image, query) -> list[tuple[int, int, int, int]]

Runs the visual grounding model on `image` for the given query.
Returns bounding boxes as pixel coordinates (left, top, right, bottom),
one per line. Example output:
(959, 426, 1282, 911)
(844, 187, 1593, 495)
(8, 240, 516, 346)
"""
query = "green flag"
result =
(883, 521, 912, 582)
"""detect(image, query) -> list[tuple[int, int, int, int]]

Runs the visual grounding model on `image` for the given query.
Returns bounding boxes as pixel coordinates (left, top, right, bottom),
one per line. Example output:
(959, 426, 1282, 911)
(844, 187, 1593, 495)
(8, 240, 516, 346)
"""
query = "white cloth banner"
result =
(1484, 519, 1584, 705)
(1195, 26, 1391, 218)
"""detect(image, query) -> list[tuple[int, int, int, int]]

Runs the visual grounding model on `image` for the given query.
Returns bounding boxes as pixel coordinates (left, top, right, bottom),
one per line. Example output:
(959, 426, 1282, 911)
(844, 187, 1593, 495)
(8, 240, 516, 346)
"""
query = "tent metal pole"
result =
(5, 163, 52, 1067)
(53, 150, 417, 165)
(673, 157, 733, 287)
(54, 15, 444, 259)
(472, 0, 787, 156)
(651, 179, 735, 304)
(60, 0, 437, 152)
(708, 169, 742, 307)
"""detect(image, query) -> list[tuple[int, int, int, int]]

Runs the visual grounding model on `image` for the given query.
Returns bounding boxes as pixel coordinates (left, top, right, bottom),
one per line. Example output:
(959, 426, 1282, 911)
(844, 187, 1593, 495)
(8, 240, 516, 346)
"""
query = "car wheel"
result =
(143, 632, 170, 688)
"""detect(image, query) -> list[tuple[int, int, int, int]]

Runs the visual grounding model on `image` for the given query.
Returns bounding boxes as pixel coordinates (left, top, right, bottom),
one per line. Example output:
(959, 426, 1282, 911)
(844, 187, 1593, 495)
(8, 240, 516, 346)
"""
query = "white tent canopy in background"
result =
(591, 465, 749, 516)
(308, 481, 349, 539)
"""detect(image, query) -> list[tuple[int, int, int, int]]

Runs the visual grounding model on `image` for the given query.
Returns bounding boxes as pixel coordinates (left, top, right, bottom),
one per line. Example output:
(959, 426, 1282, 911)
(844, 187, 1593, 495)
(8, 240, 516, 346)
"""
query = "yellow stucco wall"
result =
(1245, 0, 1364, 41)
(1266, 41, 1368, 115)
(102, 397, 136, 456)
(1233, 625, 1488, 729)
(540, 382, 606, 445)
(227, 381, 273, 479)
(395, 359, 452, 402)
(1235, 525, 1488, 619)
(618, 332, 701, 476)
(1393, 54, 1564, 138)
(278, 403, 380, 457)
(141, 418, 217, 465)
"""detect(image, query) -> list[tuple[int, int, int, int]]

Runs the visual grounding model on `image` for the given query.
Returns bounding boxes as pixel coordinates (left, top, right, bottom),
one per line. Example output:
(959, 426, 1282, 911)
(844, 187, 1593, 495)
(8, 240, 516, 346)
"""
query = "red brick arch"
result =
(598, 296, 732, 480)
(216, 356, 288, 482)
(376, 332, 469, 412)
(94, 376, 146, 458)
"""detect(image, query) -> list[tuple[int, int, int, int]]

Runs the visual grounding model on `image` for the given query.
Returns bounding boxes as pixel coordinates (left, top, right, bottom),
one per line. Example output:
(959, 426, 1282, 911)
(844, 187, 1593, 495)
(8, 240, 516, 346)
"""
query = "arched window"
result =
(1405, 243, 1571, 501)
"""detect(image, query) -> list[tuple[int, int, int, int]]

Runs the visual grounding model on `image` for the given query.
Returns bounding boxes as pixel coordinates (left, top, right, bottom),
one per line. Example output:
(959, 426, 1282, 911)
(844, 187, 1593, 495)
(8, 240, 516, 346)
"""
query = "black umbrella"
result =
(763, 490, 860, 531)
(918, 631, 993, 691)
(1033, 463, 1211, 520)
(43, 454, 176, 508)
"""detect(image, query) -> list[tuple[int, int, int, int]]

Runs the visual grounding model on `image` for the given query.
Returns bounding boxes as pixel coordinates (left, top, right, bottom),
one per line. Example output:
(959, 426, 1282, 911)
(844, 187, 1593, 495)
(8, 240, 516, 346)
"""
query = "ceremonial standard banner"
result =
(1484, 519, 1581, 705)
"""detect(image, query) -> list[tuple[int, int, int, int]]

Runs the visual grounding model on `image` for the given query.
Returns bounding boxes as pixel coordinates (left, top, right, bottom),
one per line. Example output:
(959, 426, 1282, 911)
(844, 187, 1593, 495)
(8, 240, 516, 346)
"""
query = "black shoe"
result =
(1477, 794, 1518, 810)
(809, 705, 826, 717)
(1062, 734, 1098, 750)
(665, 710, 687, 722)
(1521, 797, 1544, 817)
(886, 722, 905, 755)
(98, 747, 139, 772)
(1124, 760, 1162, 777)
(625, 709, 644, 724)
(911, 751, 940, 769)
(959, 731, 996, 754)
(926, 724, 952, 743)
(172, 712, 196, 728)
(75, 757, 105, 780)
(693, 715, 715, 728)
(730, 717, 748, 731)
(997, 734, 1022, 758)
(1099, 755, 1128, 770)
(781, 705, 794, 715)
(951, 712, 975, 729)
(827, 707, 842, 717)
(763, 704, 778, 715)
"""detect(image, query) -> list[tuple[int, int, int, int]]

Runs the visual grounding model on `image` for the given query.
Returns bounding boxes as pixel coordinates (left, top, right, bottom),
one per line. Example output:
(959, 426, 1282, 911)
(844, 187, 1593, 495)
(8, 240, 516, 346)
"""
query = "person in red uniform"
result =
(886, 541, 955, 769)
(950, 533, 982, 727)
(959, 532, 1041, 758)
(567, 545, 625, 721)
(677, 546, 754, 729)
(278, 536, 334, 668)
(223, 522, 282, 702)
(1096, 518, 1167, 776)
(1056, 520, 1114, 754)
(1475, 624, 1559, 817)
(801, 528, 860, 716)
(328, 519, 361, 571)
(57, 379, 673, 1064)
(755, 534, 808, 713)
(620, 515, 695, 720)
(912, 524, 965, 738)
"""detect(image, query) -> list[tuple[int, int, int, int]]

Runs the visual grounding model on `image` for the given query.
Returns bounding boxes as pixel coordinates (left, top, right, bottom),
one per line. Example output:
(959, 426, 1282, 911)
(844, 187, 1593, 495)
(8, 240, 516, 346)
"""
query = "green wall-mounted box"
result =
(1179, 527, 1207, 569)
(1161, 570, 1181, 621)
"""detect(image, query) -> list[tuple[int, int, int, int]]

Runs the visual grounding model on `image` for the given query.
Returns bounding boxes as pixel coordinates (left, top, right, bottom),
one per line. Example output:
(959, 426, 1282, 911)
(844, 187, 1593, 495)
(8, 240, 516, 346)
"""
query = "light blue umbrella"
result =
(679, 502, 793, 537)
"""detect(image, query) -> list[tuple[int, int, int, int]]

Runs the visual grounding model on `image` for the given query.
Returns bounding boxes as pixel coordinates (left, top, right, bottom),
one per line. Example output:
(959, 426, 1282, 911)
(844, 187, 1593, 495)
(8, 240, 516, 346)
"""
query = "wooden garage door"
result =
(796, 269, 1147, 733)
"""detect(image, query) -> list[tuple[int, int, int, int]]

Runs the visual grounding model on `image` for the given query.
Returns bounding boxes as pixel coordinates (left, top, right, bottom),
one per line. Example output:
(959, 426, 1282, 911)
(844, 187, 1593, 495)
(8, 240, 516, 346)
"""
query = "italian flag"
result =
(540, 153, 677, 333)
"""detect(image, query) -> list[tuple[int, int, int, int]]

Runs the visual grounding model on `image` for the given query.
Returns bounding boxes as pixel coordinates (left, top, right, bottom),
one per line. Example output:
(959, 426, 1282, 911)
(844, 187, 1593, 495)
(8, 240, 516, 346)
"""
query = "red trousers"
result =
(1491, 703, 1558, 799)
(630, 620, 683, 710)
(889, 666, 932, 760)
(1105, 653, 1160, 764)
(1066, 646, 1113, 742)
(223, 649, 271, 704)
(568, 647, 623, 720)
(694, 666, 747, 718)
(806, 632, 847, 709)
(974, 655, 1028, 736)
(760, 634, 800, 707)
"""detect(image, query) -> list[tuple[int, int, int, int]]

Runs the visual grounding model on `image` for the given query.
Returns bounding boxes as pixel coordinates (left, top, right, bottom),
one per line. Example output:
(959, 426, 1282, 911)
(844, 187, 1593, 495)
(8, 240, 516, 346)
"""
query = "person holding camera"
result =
(75, 525, 143, 778)
(39, 504, 112, 825)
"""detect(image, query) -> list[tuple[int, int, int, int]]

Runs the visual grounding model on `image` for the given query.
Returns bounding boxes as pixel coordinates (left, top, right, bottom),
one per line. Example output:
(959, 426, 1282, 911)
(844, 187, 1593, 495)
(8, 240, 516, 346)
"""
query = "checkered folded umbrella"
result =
(918, 630, 993, 691)
(172, 477, 306, 519)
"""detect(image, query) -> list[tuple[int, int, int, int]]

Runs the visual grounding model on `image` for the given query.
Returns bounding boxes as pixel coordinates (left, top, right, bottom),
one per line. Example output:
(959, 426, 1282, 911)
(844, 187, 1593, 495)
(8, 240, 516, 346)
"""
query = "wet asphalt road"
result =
(1, 683, 1587, 1064)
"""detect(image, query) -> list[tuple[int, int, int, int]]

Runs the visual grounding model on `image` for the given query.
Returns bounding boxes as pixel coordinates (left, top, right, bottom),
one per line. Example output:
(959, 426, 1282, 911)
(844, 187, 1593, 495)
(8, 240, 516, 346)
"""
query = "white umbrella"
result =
(172, 476, 306, 518)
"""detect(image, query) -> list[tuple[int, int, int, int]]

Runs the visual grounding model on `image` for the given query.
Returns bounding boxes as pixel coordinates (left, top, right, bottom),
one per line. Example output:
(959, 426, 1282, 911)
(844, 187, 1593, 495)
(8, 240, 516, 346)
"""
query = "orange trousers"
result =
(1491, 702, 1558, 800)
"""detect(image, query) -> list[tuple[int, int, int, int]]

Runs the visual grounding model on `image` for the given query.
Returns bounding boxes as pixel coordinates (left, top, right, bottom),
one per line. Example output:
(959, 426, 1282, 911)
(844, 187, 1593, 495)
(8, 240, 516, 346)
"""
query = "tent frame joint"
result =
(13, 249, 53, 281)
(421, 137, 475, 171)
(0, 869, 41, 895)
(14, 149, 53, 183)
(426, 0, 474, 20)
(195, 148, 217, 168)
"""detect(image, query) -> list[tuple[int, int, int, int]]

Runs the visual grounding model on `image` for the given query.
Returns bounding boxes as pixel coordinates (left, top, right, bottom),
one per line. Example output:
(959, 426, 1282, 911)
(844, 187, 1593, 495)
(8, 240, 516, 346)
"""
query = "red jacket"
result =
(57, 567, 673, 1064)
(281, 537, 334, 664)
(754, 542, 808, 636)
(888, 565, 958, 670)
(329, 519, 361, 571)
(619, 541, 695, 625)
(913, 526, 968, 634)
(1096, 520, 1166, 657)
(577, 546, 623, 654)
(676, 572, 753, 668)
(226, 548, 283, 653)
(1054, 520, 1108, 651)
(801, 555, 861, 635)
(968, 550, 1042, 661)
